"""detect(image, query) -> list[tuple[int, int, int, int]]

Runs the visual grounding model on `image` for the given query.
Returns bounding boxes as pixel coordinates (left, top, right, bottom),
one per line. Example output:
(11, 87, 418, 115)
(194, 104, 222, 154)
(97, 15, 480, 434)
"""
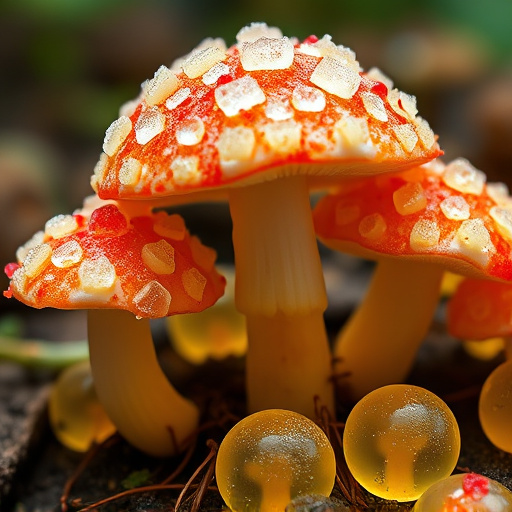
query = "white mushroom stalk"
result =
(334, 259, 443, 398)
(88, 309, 198, 456)
(314, 159, 512, 400)
(229, 176, 332, 417)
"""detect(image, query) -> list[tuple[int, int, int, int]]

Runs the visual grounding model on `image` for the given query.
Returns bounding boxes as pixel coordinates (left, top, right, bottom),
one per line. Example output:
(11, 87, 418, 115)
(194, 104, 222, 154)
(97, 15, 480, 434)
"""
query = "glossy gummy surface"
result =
(479, 360, 512, 454)
(343, 384, 461, 502)
(49, 360, 116, 452)
(216, 409, 336, 512)
(413, 473, 512, 512)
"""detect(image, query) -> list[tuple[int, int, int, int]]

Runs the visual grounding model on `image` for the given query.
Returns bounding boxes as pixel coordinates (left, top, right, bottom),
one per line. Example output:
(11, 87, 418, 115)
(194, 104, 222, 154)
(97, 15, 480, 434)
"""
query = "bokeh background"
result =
(1, 0, 512, 313)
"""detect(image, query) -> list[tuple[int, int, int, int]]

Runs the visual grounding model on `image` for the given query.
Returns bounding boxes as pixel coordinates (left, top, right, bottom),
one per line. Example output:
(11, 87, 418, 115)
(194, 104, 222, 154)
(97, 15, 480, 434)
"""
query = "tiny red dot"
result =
(371, 82, 388, 99)
(217, 74, 233, 86)
(463, 473, 489, 501)
(4, 262, 19, 279)
(303, 35, 319, 44)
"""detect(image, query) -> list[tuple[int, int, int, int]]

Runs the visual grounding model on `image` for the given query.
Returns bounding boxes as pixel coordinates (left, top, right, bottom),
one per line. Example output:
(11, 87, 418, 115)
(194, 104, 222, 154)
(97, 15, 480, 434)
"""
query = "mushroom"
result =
(89, 23, 442, 417)
(447, 279, 512, 454)
(447, 278, 512, 359)
(313, 158, 512, 400)
(4, 196, 225, 457)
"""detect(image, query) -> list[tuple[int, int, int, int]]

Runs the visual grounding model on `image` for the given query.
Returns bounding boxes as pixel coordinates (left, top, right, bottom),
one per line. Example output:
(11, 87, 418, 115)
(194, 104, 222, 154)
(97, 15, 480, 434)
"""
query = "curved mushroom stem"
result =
(88, 309, 199, 457)
(334, 259, 444, 400)
(229, 176, 334, 418)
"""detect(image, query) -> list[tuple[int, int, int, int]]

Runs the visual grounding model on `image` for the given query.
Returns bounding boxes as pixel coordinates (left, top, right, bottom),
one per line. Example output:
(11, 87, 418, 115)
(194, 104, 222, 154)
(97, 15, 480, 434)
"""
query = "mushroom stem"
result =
(229, 175, 334, 417)
(88, 309, 199, 457)
(334, 259, 444, 400)
(505, 337, 512, 360)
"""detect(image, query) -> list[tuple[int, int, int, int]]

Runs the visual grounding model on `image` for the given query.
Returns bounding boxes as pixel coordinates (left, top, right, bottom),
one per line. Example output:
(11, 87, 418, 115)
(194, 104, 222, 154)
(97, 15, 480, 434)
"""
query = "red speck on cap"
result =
(89, 204, 128, 237)
(217, 74, 233, 86)
(463, 473, 489, 501)
(371, 81, 388, 99)
(303, 35, 319, 44)
(4, 262, 19, 279)
(74, 214, 86, 228)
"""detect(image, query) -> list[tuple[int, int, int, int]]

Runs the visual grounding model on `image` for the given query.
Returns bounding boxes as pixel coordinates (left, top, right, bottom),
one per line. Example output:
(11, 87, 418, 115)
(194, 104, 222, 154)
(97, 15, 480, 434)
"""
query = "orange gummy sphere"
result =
(216, 409, 336, 512)
(413, 473, 512, 512)
(343, 385, 460, 502)
(49, 361, 116, 452)
(479, 360, 512, 453)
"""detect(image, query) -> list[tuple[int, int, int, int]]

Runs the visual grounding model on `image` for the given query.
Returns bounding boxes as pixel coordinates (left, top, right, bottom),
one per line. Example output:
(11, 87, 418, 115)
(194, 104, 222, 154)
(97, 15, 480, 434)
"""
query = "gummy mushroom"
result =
(313, 158, 512, 399)
(447, 278, 512, 358)
(4, 196, 225, 457)
(90, 22, 442, 417)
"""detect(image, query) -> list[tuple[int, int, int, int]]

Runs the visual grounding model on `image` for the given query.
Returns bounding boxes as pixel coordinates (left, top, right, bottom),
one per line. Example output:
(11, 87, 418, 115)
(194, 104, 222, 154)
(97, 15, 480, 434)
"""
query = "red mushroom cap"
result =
(313, 158, 512, 281)
(447, 278, 512, 340)
(6, 197, 226, 318)
(91, 23, 442, 199)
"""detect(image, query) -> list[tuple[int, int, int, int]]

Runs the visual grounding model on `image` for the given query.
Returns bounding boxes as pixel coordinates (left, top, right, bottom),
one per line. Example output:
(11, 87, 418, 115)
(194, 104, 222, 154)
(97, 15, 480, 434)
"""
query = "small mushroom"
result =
(447, 278, 512, 358)
(4, 196, 225, 457)
(447, 282, 512, 454)
(89, 23, 442, 417)
(313, 158, 512, 399)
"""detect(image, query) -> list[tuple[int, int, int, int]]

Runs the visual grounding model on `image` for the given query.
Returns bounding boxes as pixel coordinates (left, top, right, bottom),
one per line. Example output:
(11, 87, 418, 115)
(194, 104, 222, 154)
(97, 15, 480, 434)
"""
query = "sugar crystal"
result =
(182, 267, 207, 302)
(310, 56, 361, 99)
(142, 240, 175, 274)
(51, 240, 83, 268)
(215, 76, 266, 117)
(133, 280, 171, 318)
(103, 116, 132, 157)
(240, 37, 294, 71)
(78, 256, 116, 293)
(135, 107, 165, 145)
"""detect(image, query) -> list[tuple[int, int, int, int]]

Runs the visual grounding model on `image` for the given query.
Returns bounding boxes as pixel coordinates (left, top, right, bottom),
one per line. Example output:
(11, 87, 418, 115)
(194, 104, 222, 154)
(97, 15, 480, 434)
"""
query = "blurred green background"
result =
(1, 0, 512, 309)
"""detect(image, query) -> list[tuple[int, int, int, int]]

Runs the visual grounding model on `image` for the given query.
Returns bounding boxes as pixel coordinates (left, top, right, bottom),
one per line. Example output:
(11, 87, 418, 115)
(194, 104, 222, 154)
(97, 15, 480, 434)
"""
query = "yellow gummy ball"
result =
(479, 360, 512, 453)
(343, 384, 460, 502)
(49, 360, 116, 452)
(413, 473, 512, 512)
(216, 409, 336, 512)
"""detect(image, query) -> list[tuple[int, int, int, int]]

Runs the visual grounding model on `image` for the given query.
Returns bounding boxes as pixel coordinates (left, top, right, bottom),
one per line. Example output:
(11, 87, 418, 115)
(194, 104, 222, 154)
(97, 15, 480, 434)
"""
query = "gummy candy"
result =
(49, 360, 116, 452)
(413, 473, 512, 511)
(216, 409, 336, 512)
(167, 267, 247, 364)
(343, 385, 460, 502)
(479, 360, 512, 454)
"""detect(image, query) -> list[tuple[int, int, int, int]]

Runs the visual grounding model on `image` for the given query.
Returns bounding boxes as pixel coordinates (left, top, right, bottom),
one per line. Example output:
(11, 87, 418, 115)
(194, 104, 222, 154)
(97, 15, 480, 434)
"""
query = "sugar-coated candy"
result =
(49, 360, 116, 452)
(343, 384, 460, 502)
(413, 473, 512, 511)
(216, 409, 336, 512)
(479, 360, 512, 453)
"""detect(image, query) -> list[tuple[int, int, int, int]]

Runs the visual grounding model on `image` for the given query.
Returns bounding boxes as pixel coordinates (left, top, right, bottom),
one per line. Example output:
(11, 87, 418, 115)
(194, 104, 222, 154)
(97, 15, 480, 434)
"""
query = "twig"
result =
(61, 435, 121, 512)
(174, 440, 218, 512)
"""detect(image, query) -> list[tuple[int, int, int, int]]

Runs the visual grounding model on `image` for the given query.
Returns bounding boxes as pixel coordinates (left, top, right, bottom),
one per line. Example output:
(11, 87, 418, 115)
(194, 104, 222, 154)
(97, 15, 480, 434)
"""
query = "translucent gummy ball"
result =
(215, 409, 336, 512)
(479, 360, 512, 453)
(343, 384, 461, 502)
(49, 360, 116, 452)
(413, 473, 512, 512)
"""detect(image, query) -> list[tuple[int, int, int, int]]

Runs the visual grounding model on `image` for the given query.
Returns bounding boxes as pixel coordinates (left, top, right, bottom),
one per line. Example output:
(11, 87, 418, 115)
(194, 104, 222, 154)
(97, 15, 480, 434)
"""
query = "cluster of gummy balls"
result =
(50, 363, 512, 511)
(214, 386, 512, 512)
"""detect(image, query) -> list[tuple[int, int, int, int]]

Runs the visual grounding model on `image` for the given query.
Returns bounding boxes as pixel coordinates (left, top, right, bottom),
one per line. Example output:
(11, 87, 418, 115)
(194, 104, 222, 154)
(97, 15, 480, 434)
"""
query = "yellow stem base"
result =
(334, 259, 443, 400)
(88, 309, 199, 457)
